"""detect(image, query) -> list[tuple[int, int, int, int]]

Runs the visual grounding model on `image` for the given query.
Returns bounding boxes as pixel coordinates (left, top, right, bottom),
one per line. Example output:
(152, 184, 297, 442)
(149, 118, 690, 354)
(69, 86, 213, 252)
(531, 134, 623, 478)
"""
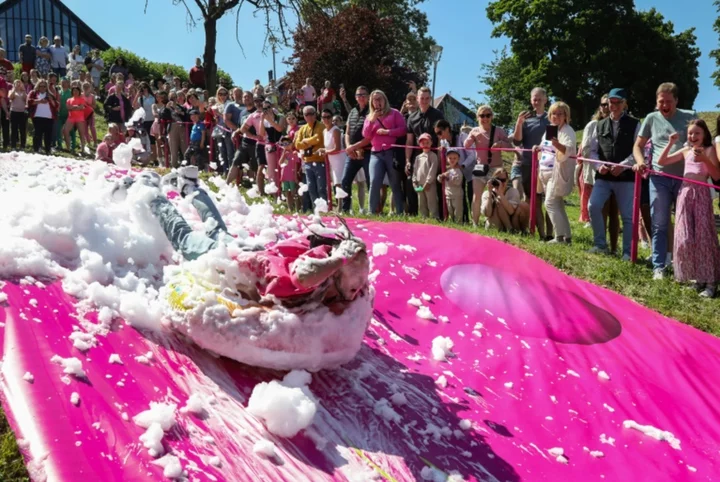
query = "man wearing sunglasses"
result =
(338, 85, 371, 212)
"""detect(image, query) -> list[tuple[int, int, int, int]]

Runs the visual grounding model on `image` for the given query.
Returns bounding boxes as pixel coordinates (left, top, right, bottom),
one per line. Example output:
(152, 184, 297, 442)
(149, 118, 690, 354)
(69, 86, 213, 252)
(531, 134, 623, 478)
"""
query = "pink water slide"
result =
(1, 221, 719, 481)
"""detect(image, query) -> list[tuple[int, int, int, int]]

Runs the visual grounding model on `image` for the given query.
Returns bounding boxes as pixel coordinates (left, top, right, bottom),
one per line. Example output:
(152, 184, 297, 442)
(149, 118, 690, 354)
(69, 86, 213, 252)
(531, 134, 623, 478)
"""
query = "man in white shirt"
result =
(49, 36, 68, 77)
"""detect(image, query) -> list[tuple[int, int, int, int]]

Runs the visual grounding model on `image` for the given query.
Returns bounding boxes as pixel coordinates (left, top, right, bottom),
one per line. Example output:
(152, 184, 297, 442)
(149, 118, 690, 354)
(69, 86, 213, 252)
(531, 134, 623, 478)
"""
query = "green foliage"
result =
(483, 0, 700, 127)
(100, 47, 233, 88)
(306, 0, 434, 77)
(710, 1, 720, 95)
(286, 6, 425, 108)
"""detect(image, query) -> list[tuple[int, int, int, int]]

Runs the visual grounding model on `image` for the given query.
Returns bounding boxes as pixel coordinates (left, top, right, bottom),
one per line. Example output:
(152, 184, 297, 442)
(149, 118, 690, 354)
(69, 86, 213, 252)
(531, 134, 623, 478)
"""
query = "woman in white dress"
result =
(68, 45, 85, 80)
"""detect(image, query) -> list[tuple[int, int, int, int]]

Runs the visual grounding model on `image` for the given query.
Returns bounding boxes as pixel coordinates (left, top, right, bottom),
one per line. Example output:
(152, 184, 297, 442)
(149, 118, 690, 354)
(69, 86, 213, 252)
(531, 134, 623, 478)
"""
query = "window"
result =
(28, 0, 36, 20)
(0, 24, 5, 50)
(52, 3, 61, 26)
(19, 0, 27, 18)
(71, 23, 77, 49)
(44, 0, 52, 23)
(7, 21, 14, 54)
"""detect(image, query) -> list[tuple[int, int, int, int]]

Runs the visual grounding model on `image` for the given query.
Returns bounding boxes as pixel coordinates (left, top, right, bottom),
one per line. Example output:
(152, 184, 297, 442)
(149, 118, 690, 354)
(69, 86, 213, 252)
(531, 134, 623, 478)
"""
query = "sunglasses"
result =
(496, 177, 508, 182)
(218, 92, 228, 96)
(321, 115, 332, 119)
(600, 103, 609, 108)
(304, 112, 316, 116)
(479, 113, 493, 119)
(355, 93, 368, 98)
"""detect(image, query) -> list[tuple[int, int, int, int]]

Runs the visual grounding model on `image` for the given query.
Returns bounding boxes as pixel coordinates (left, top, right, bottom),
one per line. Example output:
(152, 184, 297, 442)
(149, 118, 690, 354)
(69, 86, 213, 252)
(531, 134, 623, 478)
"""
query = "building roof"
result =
(434, 93, 477, 128)
(0, 0, 110, 50)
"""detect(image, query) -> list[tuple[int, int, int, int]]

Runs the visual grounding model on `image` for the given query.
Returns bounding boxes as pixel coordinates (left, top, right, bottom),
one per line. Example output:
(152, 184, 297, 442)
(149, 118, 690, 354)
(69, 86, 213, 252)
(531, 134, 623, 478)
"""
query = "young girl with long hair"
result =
(659, 119, 720, 298)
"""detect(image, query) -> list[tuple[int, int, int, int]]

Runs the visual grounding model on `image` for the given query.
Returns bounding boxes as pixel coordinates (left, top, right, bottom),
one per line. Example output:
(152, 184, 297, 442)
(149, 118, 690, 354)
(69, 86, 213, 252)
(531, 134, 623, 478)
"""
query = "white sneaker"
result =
(583, 222, 591, 229)
(653, 268, 665, 280)
(621, 254, 631, 262)
(588, 246, 608, 255)
(177, 166, 199, 197)
(699, 284, 716, 298)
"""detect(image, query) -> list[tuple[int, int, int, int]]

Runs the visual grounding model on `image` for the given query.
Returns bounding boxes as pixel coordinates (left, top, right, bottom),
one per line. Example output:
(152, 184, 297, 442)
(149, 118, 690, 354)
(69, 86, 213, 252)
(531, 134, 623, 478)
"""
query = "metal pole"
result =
(272, 44, 277, 82)
(529, 149, 538, 235)
(431, 61, 438, 99)
(630, 171, 642, 264)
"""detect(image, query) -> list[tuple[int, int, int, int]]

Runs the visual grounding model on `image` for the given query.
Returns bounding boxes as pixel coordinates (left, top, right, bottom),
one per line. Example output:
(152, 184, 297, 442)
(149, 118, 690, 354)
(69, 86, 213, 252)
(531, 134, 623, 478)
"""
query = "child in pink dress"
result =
(279, 135, 300, 212)
(657, 119, 720, 298)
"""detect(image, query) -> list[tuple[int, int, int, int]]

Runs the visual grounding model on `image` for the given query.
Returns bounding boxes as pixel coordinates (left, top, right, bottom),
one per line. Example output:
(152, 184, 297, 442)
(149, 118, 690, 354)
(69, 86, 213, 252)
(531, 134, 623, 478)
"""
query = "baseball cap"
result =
(608, 88, 627, 100)
(446, 148, 461, 157)
(188, 109, 200, 116)
(418, 133, 432, 143)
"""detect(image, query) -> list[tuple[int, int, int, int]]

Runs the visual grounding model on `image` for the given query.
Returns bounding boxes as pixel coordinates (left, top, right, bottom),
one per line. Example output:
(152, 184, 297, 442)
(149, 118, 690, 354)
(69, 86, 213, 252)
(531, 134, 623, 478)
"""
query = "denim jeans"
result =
(149, 189, 231, 261)
(340, 150, 371, 212)
(369, 149, 403, 214)
(588, 179, 634, 256)
(649, 175, 683, 269)
(305, 162, 328, 205)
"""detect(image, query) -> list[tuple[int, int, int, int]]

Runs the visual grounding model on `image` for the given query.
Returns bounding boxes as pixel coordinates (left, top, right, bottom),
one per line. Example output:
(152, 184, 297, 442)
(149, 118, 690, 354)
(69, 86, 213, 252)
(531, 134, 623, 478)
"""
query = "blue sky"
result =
(63, 0, 718, 111)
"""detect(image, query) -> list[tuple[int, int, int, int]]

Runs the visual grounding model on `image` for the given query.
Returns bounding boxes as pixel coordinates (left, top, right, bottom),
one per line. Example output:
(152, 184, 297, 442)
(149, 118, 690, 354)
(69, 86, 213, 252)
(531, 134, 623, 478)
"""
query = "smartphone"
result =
(546, 125, 558, 139)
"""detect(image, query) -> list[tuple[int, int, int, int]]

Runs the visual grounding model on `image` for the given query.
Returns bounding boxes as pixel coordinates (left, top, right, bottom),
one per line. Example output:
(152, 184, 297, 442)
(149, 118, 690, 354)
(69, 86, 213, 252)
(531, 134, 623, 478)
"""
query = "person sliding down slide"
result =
(112, 167, 374, 371)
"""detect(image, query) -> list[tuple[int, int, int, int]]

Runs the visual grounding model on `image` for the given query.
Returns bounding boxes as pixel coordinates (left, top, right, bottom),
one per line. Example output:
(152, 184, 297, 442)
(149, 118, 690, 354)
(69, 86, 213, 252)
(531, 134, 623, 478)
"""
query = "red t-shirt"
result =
(319, 88, 335, 105)
(67, 96, 87, 123)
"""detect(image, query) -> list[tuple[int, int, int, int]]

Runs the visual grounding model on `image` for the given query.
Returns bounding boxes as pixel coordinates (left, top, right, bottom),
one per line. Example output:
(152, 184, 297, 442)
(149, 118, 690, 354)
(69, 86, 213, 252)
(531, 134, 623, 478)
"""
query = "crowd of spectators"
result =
(0, 33, 718, 297)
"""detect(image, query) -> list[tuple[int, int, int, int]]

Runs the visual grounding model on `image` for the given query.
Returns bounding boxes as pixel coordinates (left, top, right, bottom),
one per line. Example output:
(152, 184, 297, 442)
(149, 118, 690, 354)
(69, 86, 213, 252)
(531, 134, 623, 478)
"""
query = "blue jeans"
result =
(150, 189, 230, 261)
(305, 162, 327, 205)
(369, 149, 403, 214)
(340, 150, 371, 212)
(649, 175, 683, 269)
(588, 179, 634, 256)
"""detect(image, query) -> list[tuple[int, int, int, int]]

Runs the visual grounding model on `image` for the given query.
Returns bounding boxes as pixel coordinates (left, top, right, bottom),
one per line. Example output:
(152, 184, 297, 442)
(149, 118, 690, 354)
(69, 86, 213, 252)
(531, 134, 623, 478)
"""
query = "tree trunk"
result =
(204, 18, 218, 94)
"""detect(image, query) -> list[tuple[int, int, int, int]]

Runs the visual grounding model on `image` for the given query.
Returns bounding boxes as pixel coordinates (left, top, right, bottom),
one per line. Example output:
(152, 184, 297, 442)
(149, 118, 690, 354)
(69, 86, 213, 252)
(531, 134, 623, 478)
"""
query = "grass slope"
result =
(1, 115, 719, 481)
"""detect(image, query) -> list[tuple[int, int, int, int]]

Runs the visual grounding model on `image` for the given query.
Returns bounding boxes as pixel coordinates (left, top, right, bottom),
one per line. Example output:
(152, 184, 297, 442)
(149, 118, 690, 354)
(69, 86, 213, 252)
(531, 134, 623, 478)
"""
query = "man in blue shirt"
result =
(633, 82, 697, 280)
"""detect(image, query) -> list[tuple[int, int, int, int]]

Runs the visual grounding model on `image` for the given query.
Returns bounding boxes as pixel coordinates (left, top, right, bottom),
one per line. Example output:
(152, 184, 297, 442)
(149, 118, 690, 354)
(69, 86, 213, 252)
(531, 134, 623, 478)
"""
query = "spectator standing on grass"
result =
(405, 86, 444, 216)
(49, 36, 68, 77)
(68, 46, 84, 80)
(294, 105, 326, 204)
(513, 87, 551, 238)
(434, 120, 470, 222)
(319, 108, 344, 210)
(587, 88, 640, 261)
(257, 98, 286, 194)
(363, 89, 407, 215)
(189, 58, 205, 88)
(28, 79, 57, 155)
(339, 85, 371, 213)
(104, 79, 132, 126)
(228, 92, 261, 187)
(35, 37, 51, 78)
(412, 132, 439, 218)
(109, 57, 129, 80)
(714, 118, 720, 213)
(318, 80, 335, 113)
(0, 49, 13, 73)
(633, 82, 697, 280)
(534, 101, 577, 244)
(166, 91, 189, 168)
(90, 50, 103, 90)
(9, 80, 28, 150)
(82, 81, 97, 148)
(301, 78, 316, 108)
(210, 87, 233, 172)
(19, 35, 37, 74)
(658, 120, 720, 298)
(578, 95, 609, 224)
(437, 148, 464, 222)
(464, 105, 512, 227)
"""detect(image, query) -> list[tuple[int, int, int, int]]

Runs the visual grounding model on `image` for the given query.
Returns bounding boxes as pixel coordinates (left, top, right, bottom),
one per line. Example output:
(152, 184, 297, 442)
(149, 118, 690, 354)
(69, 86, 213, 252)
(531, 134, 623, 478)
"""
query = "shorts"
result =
(282, 181, 297, 191)
(233, 144, 258, 171)
(510, 163, 523, 181)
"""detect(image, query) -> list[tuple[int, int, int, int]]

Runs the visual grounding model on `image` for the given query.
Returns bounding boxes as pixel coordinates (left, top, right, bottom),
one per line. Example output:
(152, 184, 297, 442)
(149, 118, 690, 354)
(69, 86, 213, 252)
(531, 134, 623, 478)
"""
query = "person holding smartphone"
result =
(533, 101, 577, 244)
(513, 87, 551, 237)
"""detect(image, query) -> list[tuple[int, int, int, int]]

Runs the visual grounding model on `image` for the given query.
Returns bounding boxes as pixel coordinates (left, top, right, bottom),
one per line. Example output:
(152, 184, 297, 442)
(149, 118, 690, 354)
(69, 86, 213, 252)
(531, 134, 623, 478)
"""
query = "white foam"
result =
(247, 374, 317, 438)
(431, 336, 454, 361)
(623, 420, 681, 450)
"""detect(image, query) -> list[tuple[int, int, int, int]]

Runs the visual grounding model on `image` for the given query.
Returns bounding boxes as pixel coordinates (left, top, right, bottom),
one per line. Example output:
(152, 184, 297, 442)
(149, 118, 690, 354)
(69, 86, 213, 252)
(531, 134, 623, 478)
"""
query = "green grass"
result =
(1, 116, 719, 480)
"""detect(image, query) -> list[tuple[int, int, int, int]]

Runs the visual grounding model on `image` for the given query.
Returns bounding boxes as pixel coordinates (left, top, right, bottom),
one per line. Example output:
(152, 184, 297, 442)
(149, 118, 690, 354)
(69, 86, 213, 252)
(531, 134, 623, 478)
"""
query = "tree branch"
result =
(192, 0, 209, 18)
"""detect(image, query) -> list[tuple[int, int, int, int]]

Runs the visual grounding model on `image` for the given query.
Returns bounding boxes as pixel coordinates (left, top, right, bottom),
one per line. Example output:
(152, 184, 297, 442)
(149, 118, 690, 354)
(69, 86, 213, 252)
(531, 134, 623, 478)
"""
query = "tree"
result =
(284, 7, 425, 108)
(710, 1, 720, 92)
(309, 0, 435, 77)
(483, 0, 700, 127)
(146, 0, 314, 93)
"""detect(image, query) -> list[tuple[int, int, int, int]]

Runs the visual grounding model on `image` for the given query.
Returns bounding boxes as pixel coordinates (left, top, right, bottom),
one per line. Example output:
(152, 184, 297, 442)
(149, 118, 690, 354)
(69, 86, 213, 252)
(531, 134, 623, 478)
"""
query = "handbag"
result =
(472, 125, 495, 178)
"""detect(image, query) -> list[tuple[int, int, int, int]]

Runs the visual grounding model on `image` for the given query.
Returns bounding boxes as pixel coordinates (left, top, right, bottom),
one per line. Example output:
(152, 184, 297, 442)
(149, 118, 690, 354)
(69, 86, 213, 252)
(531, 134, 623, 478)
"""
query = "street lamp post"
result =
(430, 44, 443, 101)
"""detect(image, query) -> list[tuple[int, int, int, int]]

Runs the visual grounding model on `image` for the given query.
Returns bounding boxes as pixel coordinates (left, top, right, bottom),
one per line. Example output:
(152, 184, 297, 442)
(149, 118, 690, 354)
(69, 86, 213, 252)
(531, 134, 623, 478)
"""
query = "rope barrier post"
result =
(163, 122, 170, 169)
(325, 154, 333, 210)
(630, 170, 642, 264)
(529, 149, 539, 235)
(440, 147, 448, 221)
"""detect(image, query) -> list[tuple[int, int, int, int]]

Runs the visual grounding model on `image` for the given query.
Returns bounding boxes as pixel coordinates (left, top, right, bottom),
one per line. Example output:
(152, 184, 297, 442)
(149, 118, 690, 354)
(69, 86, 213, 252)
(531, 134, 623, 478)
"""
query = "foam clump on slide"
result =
(431, 336, 454, 361)
(623, 420, 681, 450)
(50, 355, 86, 379)
(247, 370, 317, 438)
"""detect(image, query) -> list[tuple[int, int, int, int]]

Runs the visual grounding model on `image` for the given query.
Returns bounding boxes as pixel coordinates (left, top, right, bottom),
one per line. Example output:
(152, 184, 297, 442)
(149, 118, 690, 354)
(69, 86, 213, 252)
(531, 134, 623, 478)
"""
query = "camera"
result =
(489, 178, 501, 188)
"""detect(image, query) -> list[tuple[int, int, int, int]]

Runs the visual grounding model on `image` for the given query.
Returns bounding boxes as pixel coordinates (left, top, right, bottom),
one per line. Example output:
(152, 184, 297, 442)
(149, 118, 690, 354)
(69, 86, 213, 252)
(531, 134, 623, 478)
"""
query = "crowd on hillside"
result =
(0, 33, 718, 297)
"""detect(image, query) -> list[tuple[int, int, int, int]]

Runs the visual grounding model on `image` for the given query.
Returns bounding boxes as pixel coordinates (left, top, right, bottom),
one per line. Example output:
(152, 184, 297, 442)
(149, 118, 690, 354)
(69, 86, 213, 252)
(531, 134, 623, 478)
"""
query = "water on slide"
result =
(0, 154, 719, 481)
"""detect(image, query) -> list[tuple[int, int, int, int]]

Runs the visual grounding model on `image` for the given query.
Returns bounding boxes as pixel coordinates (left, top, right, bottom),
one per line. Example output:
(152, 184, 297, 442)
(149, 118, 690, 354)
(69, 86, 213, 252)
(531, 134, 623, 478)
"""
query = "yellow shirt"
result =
(294, 121, 325, 163)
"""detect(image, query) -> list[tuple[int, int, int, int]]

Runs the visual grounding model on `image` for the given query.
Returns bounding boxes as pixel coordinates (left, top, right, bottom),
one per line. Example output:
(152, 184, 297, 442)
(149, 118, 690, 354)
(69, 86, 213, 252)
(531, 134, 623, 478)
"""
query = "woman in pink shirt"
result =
(362, 89, 407, 214)
(63, 86, 88, 155)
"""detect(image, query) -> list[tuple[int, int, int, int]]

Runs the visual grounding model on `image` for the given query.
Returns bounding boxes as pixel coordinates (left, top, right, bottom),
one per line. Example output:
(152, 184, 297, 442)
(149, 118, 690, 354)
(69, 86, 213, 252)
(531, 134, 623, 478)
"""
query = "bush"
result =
(99, 47, 234, 88)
